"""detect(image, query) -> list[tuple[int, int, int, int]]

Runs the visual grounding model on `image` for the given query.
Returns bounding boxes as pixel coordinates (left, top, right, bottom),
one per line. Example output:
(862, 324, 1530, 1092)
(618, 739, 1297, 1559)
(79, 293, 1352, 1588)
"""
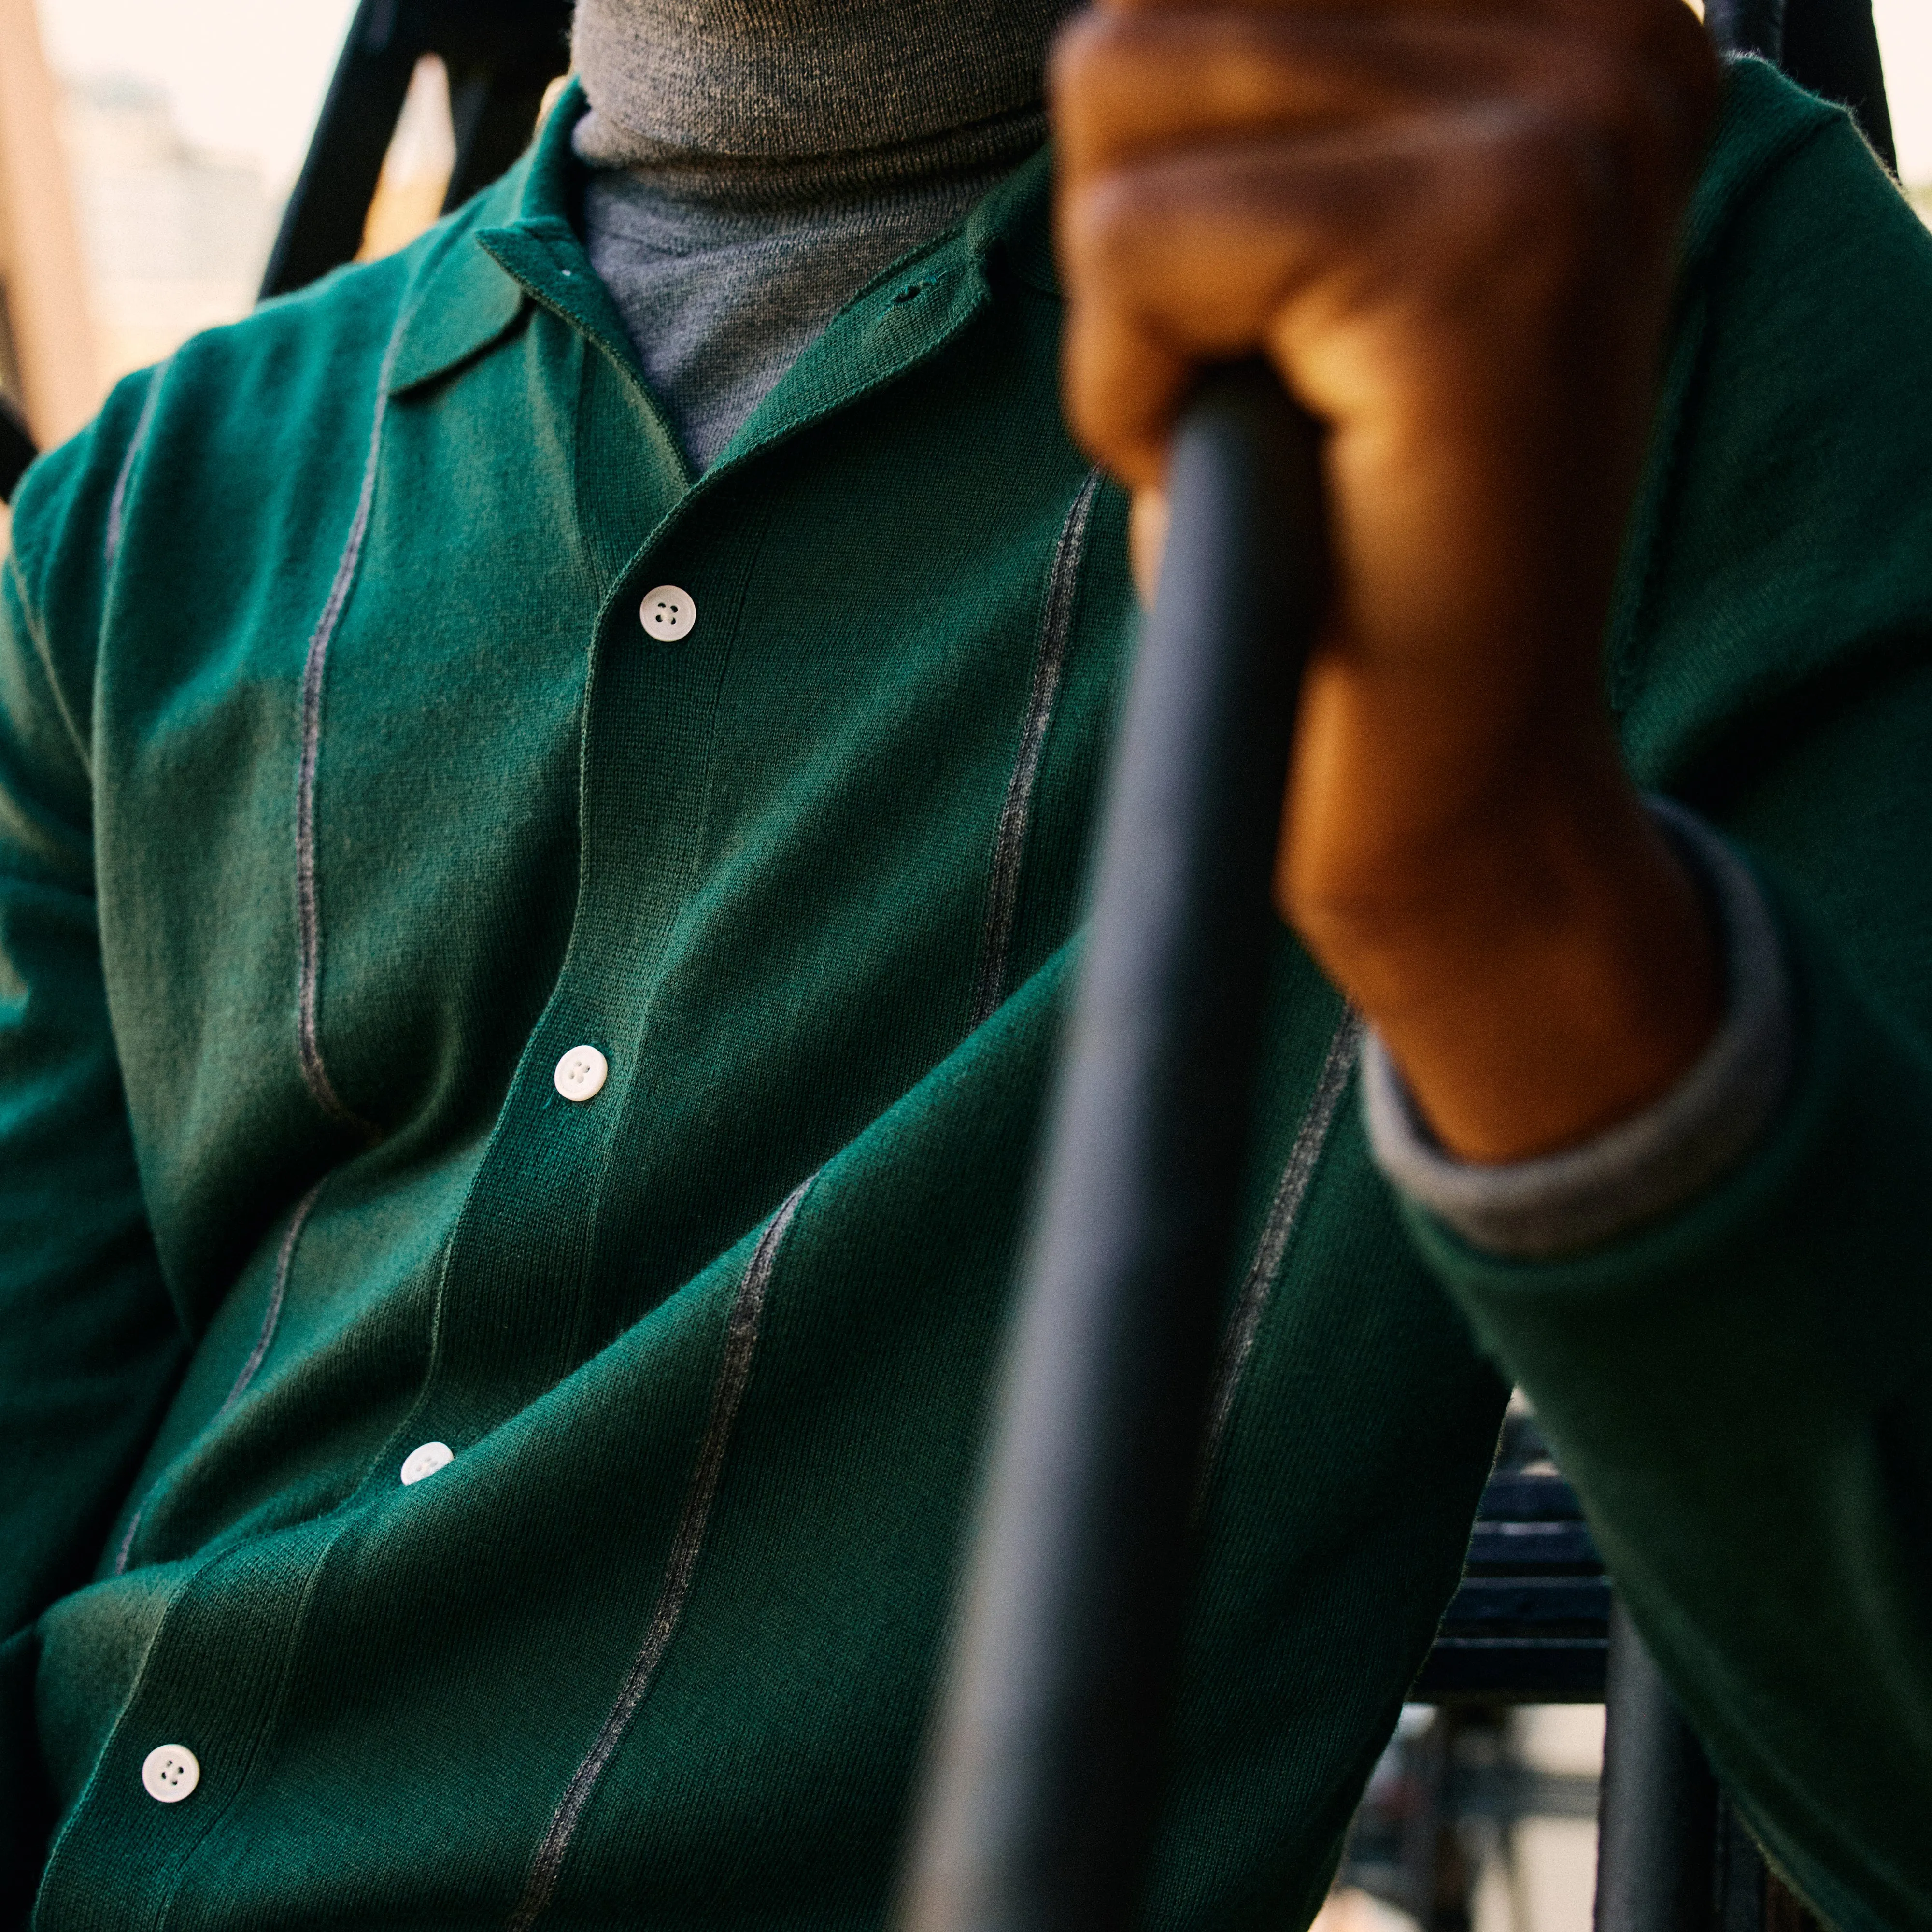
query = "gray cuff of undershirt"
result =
(1363, 799, 1794, 1260)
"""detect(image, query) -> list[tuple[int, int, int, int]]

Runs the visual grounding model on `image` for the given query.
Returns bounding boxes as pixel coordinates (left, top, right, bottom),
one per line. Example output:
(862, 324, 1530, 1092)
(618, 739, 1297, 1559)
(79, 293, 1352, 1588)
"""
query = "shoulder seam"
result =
(1682, 62, 1848, 280)
(2, 545, 89, 774)
(104, 359, 174, 570)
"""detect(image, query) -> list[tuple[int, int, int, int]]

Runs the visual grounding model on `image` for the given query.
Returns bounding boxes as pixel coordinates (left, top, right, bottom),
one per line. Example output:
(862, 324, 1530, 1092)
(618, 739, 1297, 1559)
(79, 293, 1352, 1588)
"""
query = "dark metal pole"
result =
(896, 366, 1326, 1932)
(258, 0, 421, 301)
(1594, 1596, 1718, 1932)
(258, 0, 573, 303)
(1707, 0, 1895, 177)
(0, 394, 34, 506)
(1781, 0, 1896, 175)
(1706, 0, 1786, 62)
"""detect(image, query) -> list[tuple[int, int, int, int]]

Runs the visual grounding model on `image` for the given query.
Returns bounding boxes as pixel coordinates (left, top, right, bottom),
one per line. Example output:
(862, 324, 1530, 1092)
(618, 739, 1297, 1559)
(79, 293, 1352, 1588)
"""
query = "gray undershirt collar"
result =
(580, 163, 1011, 471)
(569, 0, 1072, 470)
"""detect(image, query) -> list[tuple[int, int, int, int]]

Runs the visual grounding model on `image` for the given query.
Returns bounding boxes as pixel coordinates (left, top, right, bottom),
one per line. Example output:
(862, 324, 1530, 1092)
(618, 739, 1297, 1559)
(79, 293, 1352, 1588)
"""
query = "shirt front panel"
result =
(25, 116, 1506, 1931)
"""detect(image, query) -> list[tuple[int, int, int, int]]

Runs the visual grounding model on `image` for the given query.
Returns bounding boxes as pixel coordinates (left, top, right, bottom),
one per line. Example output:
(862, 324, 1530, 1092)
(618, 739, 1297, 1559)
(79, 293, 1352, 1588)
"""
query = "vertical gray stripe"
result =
(507, 1173, 817, 1932)
(112, 1179, 327, 1577)
(969, 468, 1104, 1027)
(219, 1179, 326, 1415)
(1200, 1010, 1364, 1477)
(104, 359, 171, 568)
(111, 1504, 142, 1580)
(295, 326, 407, 1140)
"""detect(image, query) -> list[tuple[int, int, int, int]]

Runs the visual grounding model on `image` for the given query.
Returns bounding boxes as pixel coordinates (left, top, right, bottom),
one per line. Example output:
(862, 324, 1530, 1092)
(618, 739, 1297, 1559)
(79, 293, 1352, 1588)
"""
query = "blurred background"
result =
(0, 0, 1922, 1926)
(0, 0, 442, 458)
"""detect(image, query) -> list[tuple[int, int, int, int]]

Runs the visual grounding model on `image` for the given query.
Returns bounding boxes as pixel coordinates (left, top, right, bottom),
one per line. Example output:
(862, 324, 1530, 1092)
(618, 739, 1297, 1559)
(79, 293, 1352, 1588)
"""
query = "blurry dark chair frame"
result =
(0, 395, 31, 505)
(0, 3, 1901, 1928)
(256, 0, 574, 301)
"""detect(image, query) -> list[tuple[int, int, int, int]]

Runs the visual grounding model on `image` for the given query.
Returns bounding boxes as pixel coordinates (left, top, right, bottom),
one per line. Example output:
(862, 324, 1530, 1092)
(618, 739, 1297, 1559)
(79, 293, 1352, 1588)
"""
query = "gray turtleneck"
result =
(570, 0, 1075, 469)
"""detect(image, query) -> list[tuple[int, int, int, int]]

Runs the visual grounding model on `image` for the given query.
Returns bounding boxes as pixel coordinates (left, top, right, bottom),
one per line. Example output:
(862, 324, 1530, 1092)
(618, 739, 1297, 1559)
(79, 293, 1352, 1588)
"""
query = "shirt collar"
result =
(387, 78, 1062, 423)
(385, 84, 593, 397)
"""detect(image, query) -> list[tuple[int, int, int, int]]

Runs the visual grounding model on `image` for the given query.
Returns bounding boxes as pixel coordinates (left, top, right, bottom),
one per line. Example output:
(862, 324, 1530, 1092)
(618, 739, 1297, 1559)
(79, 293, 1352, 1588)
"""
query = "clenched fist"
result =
(1052, 0, 1726, 1163)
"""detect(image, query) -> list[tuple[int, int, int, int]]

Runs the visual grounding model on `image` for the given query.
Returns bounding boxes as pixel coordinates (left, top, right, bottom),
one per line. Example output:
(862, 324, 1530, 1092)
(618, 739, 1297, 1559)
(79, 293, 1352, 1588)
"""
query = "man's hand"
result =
(1052, 0, 1726, 1165)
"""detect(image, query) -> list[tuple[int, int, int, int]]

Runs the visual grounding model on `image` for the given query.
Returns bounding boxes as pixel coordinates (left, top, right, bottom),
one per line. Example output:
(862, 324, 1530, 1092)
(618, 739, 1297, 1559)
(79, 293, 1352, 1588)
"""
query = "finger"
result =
(1091, 0, 1697, 48)
(1054, 13, 1566, 170)
(1128, 487, 1171, 608)
(1058, 109, 1652, 481)
(1060, 291, 1200, 493)
(1052, 11, 1712, 176)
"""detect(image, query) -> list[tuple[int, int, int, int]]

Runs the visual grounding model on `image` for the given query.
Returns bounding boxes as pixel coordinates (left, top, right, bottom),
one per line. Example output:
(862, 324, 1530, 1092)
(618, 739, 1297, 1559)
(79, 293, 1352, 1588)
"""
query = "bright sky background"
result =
(1874, 0, 1932, 181)
(36, 0, 359, 194)
(30, 0, 1932, 188)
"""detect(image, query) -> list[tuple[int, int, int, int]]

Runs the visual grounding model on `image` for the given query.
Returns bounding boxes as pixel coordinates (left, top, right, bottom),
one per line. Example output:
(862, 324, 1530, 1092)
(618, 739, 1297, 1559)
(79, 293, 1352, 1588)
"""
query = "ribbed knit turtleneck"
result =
(570, 0, 1075, 180)
(568, 0, 1075, 469)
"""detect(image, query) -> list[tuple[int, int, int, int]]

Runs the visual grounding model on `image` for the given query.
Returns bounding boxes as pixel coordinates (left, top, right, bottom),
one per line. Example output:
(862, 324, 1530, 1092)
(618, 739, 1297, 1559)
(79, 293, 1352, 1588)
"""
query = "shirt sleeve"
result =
(0, 435, 186, 1912)
(1381, 79, 1932, 1932)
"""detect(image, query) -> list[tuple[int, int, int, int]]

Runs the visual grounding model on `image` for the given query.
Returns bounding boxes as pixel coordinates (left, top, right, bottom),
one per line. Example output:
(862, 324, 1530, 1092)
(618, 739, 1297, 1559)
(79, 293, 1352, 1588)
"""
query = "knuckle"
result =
(1051, 17, 1182, 175)
(1046, 11, 1108, 100)
(1059, 170, 1157, 286)
(1046, 13, 1142, 124)
(1471, 86, 1653, 254)
(1538, 25, 1717, 190)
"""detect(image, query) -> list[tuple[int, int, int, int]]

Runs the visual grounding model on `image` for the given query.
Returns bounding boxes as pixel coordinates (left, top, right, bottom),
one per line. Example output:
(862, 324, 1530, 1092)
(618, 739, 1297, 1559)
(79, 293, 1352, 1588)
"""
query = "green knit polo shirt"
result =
(2, 61, 1930, 1932)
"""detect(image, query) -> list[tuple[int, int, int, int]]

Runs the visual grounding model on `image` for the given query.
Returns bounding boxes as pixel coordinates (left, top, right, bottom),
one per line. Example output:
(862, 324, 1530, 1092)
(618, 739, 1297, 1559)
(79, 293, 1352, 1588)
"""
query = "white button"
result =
(142, 1744, 200, 1803)
(554, 1043, 609, 1103)
(639, 585, 696, 641)
(399, 1440, 454, 1486)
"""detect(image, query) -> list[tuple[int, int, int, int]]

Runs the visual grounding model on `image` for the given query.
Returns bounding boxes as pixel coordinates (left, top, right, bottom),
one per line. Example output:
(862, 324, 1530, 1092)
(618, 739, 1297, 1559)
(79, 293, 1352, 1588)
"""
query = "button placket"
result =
(401, 511, 740, 1435)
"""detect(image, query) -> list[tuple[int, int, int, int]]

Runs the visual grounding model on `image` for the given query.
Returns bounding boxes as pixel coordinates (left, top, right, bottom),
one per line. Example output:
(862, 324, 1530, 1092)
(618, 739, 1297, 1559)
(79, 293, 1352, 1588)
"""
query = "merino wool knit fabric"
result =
(572, 0, 1067, 468)
(4, 60, 1932, 1932)
(569, 0, 1075, 170)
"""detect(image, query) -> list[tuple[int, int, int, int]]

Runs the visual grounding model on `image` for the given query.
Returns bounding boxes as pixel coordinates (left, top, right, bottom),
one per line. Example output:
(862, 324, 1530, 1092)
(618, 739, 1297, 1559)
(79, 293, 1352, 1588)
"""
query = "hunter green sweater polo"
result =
(2, 61, 1930, 1932)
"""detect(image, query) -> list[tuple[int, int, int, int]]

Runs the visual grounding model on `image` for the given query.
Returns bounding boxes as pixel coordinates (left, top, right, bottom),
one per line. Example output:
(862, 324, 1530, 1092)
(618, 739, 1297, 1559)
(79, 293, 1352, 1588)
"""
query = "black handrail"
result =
(1595, 1601, 1719, 1932)
(897, 366, 1326, 1932)
(0, 394, 34, 506)
(1414, 1468, 1610, 1703)
(1784, 0, 1896, 173)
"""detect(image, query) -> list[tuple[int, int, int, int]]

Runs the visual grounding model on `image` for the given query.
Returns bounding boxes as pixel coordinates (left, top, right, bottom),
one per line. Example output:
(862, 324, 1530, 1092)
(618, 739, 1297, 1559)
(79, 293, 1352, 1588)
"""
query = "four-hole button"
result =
(640, 585, 696, 642)
(554, 1044, 609, 1103)
(400, 1440, 454, 1486)
(142, 1744, 200, 1804)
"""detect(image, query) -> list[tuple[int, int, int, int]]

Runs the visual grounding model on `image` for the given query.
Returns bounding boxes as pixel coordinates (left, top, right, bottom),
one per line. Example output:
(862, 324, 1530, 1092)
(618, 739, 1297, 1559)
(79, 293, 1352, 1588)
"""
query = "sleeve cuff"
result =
(1362, 798, 1794, 1259)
